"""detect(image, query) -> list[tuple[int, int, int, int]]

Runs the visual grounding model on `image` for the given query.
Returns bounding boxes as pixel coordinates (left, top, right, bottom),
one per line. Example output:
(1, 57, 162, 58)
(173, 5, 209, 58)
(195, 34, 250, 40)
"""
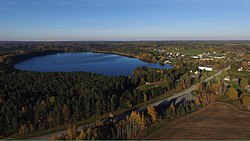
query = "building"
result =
(238, 67, 243, 72)
(224, 76, 230, 81)
(198, 66, 213, 71)
(164, 60, 170, 64)
(192, 56, 199, 59)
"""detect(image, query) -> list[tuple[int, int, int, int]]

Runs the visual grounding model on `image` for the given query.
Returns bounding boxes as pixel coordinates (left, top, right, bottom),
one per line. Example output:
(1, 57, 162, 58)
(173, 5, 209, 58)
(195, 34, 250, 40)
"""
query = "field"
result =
(136, 81, 168, 92)
(181, 49, 204, 56)
(143, 102, 250, 140)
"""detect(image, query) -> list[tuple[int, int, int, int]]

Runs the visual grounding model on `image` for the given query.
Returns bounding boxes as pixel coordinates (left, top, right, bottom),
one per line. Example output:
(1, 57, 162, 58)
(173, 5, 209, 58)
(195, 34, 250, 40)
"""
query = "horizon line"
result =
(1, 39, 250, 42)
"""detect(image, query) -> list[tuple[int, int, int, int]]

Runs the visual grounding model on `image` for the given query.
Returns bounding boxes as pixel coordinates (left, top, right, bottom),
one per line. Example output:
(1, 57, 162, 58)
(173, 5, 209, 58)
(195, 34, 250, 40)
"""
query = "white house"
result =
(164, 60, 170, 64)
(198, 66, 213, 71)
(224, 76, 230, 81)
(238, 67, 243, 72)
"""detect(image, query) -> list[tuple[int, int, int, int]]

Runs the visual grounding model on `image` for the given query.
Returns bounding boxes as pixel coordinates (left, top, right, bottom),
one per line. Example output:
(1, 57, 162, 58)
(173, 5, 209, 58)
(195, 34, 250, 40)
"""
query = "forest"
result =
(0, 59, 189, 136)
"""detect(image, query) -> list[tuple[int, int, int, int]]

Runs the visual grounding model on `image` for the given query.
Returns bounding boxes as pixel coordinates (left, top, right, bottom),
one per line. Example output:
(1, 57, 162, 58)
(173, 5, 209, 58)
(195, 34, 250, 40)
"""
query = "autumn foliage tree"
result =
(143, 94, 148, 103)
(240, 78, 249, 89)
(18, 123, 34, 135)
(77, 130, 86, 140)
(18, 124, 29, 135)
(66, 124, 78, 140)
(242, 94, 250, 109)
(129, 111, 146, 138)
(195, 82, 203, 93)
(227, 87, 238, 100)
(147, 106, 158, 123)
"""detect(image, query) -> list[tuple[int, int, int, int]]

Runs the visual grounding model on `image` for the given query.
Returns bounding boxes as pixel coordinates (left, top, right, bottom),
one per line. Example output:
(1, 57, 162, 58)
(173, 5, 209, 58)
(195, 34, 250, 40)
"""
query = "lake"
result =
(14, 52, 173, 76)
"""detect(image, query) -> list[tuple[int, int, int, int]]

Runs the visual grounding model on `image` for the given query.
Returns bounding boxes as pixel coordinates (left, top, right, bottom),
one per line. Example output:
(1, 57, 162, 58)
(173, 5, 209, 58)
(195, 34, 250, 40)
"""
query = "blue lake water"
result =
(14, 52, 173, 76)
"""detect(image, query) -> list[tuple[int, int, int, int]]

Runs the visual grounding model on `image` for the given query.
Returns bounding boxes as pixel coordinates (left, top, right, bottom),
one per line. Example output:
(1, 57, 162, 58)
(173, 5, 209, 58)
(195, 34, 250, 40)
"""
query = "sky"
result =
(0, 0, 250, 41)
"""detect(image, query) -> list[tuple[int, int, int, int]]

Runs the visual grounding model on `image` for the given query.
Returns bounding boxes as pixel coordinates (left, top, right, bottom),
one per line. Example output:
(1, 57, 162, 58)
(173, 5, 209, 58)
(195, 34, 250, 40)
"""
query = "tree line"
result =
(55, 78, 225, 140)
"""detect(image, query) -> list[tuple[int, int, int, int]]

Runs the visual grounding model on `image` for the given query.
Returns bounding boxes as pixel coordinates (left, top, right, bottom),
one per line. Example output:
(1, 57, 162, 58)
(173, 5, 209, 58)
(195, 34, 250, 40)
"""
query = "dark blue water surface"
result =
(14, 52, 173, 76)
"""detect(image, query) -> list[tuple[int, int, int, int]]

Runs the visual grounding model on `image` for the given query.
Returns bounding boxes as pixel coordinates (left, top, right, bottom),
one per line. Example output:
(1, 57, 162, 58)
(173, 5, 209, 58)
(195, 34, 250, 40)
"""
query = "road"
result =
(138, 66, 231, 111)
(27, 66, 231, 140)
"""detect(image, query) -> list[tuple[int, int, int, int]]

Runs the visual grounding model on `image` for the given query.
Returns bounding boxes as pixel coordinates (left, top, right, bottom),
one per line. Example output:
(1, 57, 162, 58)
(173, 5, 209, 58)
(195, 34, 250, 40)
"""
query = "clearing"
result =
(181, 49, 204, 56)
(136, 81, 168, 92)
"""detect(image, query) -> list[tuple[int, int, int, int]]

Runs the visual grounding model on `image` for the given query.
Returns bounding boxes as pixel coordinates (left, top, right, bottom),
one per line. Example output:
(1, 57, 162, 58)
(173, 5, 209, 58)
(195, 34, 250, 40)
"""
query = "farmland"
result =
(144, 102, 250, 140)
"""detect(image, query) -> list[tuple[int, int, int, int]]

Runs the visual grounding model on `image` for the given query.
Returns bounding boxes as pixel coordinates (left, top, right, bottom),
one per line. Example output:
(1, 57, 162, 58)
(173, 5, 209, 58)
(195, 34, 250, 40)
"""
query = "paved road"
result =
(138, 66, 231, 111)
(27, 66, 231, 140)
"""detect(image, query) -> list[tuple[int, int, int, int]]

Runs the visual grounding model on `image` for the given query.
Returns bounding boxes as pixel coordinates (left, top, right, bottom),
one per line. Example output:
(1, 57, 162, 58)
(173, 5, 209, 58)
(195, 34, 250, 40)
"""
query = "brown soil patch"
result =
(145, 102, 250, 140)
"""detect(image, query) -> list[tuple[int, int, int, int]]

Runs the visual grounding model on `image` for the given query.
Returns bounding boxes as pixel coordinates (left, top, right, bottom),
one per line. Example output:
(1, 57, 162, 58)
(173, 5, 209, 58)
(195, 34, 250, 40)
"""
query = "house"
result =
(200, 58, 213, 61)
(214, 56, 226, 59)
(198, 54, 203, 58)
(198, 66, 213, 71)
(224, 76, 230, 81)
(164, 60, 170, 64)
(232, 78, 239, 82)
(238, 67, 243, 72)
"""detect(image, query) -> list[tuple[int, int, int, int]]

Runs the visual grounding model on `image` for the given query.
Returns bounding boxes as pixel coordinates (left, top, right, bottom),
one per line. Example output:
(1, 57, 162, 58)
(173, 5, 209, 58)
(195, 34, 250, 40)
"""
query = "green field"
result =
(181, 49, 204, 56)
(136, 81, 168, 92)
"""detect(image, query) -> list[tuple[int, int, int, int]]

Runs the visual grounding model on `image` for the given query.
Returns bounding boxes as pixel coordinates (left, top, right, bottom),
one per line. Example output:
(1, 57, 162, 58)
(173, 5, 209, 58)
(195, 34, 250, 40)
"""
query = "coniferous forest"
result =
(0, 61, 189, 136)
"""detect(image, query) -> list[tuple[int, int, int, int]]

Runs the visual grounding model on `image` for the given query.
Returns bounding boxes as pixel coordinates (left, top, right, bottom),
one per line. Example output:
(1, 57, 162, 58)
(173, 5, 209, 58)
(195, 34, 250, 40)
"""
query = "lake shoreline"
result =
(10, 50, 158, 66)
(9, 50, 63, 65)
(91, 50, 156, 63)
(13, 52, 173, 76)
(9, 50, 146, 65)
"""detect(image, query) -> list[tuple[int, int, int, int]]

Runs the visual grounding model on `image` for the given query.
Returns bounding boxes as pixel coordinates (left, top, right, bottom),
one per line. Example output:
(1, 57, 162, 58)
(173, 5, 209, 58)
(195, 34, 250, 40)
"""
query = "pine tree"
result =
(165, 103, 176, 119)
(62, 104, 70, 123)
(111, 95, 118, 111)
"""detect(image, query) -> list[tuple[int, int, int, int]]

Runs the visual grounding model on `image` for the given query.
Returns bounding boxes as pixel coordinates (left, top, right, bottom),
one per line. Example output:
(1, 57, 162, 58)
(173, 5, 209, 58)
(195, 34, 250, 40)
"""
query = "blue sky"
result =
(0, 0, 250, 41)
